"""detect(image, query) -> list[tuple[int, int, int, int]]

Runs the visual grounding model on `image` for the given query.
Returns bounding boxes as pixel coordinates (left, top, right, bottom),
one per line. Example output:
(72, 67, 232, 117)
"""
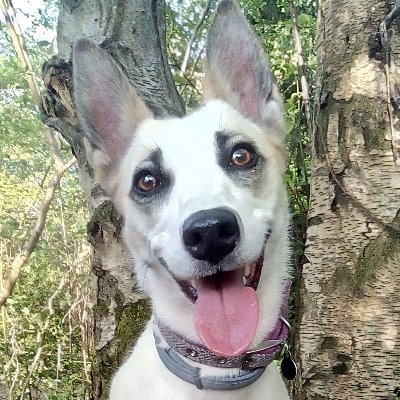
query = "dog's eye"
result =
(230, 145, 257, 168)
(135, 171, 159, 193)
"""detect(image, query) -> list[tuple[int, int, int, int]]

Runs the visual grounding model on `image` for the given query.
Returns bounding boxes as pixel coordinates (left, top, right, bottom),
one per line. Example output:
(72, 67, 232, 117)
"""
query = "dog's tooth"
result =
(250, 261, 257, 272)
(243, 264, 251, 277)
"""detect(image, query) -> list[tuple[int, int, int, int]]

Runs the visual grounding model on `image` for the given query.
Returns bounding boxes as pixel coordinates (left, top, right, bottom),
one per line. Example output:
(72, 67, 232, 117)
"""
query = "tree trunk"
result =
(41, 1, 184, 398)
(296, 0, 400, 399)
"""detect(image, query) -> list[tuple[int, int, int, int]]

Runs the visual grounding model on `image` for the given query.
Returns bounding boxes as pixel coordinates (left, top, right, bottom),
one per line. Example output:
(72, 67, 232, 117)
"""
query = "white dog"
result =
(73, 1, 294, 399)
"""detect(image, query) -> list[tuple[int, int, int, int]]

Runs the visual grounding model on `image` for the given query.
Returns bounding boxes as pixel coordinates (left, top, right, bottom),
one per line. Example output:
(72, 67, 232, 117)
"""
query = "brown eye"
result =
(230, 147, 256, 167)
(136, 172, 159, 192)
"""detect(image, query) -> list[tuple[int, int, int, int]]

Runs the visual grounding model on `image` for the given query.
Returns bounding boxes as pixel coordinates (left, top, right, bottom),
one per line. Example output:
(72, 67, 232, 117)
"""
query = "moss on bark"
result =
(115, 299, 151, 364)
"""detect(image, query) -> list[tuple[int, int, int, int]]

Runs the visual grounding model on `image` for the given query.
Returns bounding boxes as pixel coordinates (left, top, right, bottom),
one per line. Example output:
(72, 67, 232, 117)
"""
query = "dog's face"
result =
(115, 100, 286, 281)
(74, 0, 289, 358)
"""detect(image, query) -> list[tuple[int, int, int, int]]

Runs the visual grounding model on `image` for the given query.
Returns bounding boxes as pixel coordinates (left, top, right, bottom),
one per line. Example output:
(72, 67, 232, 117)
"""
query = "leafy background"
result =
(0, 0, 315, 398)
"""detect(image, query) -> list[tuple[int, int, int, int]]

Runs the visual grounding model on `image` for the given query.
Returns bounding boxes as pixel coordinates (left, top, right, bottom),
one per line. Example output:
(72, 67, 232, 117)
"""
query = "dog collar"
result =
(156, 315, 290, 369)
(154, 281, 292, 390)
(155, 339, 267, 390)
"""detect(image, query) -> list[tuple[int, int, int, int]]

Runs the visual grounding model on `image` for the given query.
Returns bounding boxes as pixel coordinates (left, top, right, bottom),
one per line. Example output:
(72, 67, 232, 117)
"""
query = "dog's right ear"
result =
(204, 0, 284, 138)
(73, 39, 152, 191)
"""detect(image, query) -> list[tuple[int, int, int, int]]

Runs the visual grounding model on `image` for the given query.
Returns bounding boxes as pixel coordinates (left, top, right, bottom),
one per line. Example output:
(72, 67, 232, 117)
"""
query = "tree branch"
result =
(0, 0, 41, 104)
(290, 0, 313, 137)
(180, 0, 211, 75)
(19, 276, 66, 400)
(0, 0, 78, 309)
(0, 158, 76, 309)
(0, 0, 64, 166)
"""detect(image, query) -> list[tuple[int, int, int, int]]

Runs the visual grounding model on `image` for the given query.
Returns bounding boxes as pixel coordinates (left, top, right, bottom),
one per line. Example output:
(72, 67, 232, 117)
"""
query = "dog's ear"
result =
(204, 0, 284, 138)
(73, 39, 152, 190)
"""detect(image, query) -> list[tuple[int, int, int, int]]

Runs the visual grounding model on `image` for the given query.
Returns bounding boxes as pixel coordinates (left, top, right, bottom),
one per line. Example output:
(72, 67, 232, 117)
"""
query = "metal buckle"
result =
(244, 315, 292, 356)
(245, 339, 284, 355)
(279, 316, 292, 334)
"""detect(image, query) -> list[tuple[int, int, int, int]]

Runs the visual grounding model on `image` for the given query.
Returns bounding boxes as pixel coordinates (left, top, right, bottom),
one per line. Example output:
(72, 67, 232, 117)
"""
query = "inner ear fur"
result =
(203, 0, 284, 137)
(73, 38, 153, 190)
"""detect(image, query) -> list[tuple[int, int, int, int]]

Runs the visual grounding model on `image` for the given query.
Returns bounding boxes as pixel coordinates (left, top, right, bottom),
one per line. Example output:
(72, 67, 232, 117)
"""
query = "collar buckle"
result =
(245, 339, 285, 355)
(244, 316, 291, 356)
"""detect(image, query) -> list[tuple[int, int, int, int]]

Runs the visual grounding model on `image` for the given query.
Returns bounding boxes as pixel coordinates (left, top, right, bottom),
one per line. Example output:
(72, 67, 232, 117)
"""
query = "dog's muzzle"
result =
(176, 228, 271, 303)
(159, 229, 271, 358)
(182, 207, 240, 265)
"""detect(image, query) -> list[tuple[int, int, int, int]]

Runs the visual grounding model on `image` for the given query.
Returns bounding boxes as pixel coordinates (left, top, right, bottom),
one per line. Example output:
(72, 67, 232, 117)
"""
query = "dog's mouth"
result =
(155, 231, 270, 357)
(172, 233, 269, 358)
(176, 257, 263, 357)
(177, 256, 263, 304)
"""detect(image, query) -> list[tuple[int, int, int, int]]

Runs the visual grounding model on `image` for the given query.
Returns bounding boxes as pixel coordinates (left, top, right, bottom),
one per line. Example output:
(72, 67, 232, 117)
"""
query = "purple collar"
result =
(155, 281, 291, 370)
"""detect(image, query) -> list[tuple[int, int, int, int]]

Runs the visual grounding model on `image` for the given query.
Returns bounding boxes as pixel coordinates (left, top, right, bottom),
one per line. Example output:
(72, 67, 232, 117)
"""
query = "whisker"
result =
(142, 263, 150, 288)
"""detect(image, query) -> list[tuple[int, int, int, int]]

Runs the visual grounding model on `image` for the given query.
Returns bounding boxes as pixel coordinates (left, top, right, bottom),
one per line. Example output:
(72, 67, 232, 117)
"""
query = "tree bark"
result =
(296, 0, 400, 399)
(41, 1, 184, 398)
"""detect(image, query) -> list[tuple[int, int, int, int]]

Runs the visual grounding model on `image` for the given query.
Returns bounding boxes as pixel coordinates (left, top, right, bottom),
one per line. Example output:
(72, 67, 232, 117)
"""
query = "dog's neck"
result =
(152, 281, 292, 390)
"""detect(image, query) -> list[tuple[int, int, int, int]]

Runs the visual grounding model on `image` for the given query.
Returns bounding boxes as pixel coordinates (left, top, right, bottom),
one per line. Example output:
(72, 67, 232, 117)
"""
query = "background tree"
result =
(296, 0, 400, 398)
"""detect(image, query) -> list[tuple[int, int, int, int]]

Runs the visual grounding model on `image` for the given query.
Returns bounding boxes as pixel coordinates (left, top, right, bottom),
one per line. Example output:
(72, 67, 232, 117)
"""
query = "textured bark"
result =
(296, 0, 400, 399)
(41, 1, 184, 398)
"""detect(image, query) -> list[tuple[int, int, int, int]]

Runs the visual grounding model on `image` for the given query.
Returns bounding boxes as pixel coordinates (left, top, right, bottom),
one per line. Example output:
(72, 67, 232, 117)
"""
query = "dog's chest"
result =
(110, 324, 289, 400)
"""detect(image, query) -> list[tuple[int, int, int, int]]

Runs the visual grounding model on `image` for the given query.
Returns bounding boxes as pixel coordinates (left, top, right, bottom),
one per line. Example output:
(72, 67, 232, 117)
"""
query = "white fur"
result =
(108, 100, 290, 399)
(110, 323, 289, 400)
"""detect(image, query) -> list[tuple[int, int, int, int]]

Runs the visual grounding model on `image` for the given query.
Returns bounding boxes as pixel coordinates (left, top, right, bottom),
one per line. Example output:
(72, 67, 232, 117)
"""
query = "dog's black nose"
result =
(182, 208, 240, 264)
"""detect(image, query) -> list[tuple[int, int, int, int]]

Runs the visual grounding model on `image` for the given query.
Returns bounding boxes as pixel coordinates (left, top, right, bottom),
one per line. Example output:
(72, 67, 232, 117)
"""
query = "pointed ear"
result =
(73, 39, 152, 188)
(204, 0, 284, 138)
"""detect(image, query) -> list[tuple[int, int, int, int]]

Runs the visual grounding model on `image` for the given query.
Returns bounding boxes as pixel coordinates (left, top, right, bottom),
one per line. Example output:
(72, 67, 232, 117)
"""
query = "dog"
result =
(73, 1, 292, 399)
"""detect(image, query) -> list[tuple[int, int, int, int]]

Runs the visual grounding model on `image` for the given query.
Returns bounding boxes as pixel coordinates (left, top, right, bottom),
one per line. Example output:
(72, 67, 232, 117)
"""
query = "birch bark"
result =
(296, 0, 400, 398)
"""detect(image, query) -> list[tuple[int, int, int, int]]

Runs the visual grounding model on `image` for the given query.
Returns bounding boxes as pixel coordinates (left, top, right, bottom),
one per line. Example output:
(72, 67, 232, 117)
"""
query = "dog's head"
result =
(73, 0, 289, 358)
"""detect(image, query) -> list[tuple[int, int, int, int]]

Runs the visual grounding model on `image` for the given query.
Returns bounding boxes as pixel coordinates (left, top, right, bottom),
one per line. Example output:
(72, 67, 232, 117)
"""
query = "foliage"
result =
(0, 2, 91, 399)
(166, 0, 217, 108)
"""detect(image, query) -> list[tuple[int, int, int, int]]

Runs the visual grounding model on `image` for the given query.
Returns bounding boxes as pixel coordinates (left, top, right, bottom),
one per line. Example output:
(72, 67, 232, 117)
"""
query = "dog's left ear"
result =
(204, 0, 284, 138)
(73, 39, 153, 192)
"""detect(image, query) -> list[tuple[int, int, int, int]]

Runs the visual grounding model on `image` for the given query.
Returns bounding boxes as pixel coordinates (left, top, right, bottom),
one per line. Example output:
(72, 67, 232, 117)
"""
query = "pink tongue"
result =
(194, 270, 259, 357)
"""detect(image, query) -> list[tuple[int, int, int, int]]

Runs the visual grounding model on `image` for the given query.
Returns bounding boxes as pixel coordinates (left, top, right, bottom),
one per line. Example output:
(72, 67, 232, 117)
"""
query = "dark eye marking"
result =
(130, 148, 171, 203)
(215, 130, 265, 188)
(215, 130, 261, 170)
